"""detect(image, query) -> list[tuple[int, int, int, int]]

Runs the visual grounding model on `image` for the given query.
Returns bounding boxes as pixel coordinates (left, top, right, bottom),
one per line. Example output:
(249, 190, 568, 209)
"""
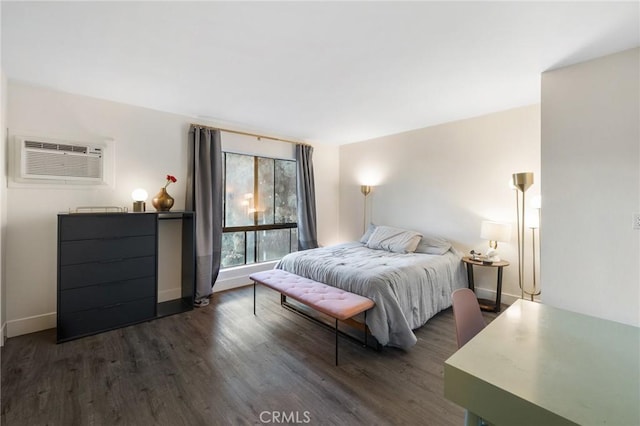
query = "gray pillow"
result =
(415, 235, 451, 255)
(366, 225, 422, 254)
(360, 223, 377, 244)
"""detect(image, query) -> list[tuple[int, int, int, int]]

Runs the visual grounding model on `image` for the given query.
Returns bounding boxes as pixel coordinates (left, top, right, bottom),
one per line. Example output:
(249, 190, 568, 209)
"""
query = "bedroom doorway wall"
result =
(541, 47, 640, 327)
(0, 69, 7, 345)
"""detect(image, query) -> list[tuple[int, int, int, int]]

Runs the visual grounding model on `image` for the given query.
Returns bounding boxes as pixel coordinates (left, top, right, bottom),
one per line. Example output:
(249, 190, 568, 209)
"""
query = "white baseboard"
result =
(5, 288, 188, 338)
(213, 277, 252, 293)
(3, 270, 268, 338)
(5, 270, 511, 339)
(213, 261, 277, 293)
(158, 287, 182, 303)
(6, 312, 56, 338)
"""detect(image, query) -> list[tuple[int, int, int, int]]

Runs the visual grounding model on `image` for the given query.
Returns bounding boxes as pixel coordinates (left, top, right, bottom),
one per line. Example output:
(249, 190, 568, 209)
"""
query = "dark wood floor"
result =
(1, 285, 499, 426)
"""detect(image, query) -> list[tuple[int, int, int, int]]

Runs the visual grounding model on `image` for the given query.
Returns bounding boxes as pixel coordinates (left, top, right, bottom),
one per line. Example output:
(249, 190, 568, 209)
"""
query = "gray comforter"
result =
(275, 242, 467, 349)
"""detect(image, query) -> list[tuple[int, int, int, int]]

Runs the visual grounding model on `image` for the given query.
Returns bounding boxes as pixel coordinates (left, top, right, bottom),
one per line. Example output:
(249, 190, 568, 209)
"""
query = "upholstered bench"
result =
(250, 269, 375, 365)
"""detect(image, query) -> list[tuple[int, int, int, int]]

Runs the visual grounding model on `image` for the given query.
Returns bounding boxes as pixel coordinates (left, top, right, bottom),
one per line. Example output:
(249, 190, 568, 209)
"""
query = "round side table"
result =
(461, 257, 510, 313)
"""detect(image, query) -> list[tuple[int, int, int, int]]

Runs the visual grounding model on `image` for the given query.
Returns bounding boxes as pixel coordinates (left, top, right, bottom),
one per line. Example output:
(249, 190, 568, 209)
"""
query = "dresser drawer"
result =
(59, 256, 156, 290)
(60, 235, 156, 265)
(59, 214, 156, 241)
(57, 297, 156, 342)
(59, 277, 156, 313)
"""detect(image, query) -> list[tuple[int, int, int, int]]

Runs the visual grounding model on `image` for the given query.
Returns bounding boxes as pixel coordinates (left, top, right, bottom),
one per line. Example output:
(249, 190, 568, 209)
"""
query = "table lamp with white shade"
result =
(132, 188, 148, 212)
(480, 221, 511, 262)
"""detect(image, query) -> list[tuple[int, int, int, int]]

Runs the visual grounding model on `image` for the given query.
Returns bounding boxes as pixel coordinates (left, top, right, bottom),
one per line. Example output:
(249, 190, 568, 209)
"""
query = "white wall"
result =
(0, 69, 7, 345)
(339, 105, 541, 303)
(541, 48, 640, 326)
(5, 81, 339, 337)
(312, 143, 341, 247)
(0, 1, 6, 346)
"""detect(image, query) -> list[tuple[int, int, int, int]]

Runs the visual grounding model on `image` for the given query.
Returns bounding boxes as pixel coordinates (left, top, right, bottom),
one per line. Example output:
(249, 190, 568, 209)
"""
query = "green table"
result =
(445, 300, 640, 426)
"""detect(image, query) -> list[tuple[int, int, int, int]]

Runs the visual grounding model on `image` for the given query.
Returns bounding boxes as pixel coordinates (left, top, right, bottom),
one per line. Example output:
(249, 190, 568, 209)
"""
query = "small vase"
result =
(152, 187, 174, 211)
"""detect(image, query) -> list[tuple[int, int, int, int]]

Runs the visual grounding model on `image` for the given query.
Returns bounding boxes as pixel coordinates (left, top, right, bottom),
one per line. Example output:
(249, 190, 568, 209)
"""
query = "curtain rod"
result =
(190, 123, 311, 146)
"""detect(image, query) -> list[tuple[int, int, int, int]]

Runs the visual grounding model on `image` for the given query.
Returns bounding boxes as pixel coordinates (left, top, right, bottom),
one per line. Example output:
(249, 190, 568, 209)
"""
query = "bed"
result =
(275, 227, 467, 349)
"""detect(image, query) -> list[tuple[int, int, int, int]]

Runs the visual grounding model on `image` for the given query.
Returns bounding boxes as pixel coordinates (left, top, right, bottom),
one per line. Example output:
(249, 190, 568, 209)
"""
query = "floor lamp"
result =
(528, 196, 542, 301)
(512, 172, 533, 300)
(361, 185, 372, 233)
(528, 223, 541, 301)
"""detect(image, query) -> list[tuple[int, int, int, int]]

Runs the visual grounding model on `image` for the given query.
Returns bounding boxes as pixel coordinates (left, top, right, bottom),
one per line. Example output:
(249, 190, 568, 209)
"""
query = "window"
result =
(221, 152, 297, 268)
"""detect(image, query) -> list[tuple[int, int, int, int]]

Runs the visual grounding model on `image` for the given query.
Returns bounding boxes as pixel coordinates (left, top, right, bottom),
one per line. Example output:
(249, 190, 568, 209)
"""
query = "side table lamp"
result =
(480, 220, 511, 262)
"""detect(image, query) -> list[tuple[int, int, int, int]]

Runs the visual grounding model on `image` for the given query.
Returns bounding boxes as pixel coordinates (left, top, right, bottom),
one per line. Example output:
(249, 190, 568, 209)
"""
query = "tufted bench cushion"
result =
(250, 268, 375, 365)
(250, 269, 375, 321)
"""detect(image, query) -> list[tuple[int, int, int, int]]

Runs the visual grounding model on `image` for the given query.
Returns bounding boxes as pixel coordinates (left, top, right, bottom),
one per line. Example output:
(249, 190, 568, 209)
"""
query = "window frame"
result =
(221, 152, 298, 268)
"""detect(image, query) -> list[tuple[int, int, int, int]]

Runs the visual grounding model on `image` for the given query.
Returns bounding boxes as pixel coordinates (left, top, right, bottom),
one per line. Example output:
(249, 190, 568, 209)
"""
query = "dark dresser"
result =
(57, 211, 195, 342)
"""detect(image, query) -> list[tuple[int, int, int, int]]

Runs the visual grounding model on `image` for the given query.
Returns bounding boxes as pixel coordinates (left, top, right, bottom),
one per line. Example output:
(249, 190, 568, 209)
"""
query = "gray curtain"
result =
(295, 144, 318, 250)
(186, 125, 223, 301)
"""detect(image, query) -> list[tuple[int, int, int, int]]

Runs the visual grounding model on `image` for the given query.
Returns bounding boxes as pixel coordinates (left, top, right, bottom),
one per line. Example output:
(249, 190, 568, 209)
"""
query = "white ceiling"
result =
(2, 1, 638, 145)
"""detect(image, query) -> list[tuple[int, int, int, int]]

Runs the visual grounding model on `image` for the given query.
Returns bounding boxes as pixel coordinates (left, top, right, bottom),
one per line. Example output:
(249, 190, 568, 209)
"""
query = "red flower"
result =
(164, 174, 177, 188)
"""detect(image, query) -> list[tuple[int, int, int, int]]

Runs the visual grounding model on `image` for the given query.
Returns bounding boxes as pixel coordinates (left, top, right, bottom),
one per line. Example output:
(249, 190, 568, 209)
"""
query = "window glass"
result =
(221, 231, 245, 268)
(257, 229, 293, 262)
(257, 157, 275, 225)
(221, 152, 298, 269)
(224, 153, 254, 227)
(275, 160, 297, 224)
(290, 228, 298, 252)
(246, 231, 256, 265)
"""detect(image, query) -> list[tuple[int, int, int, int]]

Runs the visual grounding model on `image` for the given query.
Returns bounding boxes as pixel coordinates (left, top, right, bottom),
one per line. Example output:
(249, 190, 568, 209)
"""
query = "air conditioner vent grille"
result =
(25, 151, 103, 179)
(24, 140, 89, 154)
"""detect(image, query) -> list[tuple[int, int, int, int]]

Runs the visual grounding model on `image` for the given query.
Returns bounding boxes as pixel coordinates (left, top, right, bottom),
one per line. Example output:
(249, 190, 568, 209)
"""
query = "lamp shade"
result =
(527, 211, 540, 229)
(131, 188, 148, 213)
(131, 188, 148, 201)
(480, 221, 511, 243)
(512, 172, 534, 192)
(530, 195, 541, 209)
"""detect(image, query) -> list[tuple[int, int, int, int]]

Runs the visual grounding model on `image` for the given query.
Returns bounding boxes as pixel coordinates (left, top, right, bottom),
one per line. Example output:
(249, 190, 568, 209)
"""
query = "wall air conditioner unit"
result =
(10, 135, 114, 188)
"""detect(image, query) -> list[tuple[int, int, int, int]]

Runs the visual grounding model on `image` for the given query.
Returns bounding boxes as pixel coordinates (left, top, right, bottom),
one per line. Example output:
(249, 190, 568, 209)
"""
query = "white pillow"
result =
(366, 226, 422, 254)
(360, 223, 377, 244)
(414, 235, 451, 255)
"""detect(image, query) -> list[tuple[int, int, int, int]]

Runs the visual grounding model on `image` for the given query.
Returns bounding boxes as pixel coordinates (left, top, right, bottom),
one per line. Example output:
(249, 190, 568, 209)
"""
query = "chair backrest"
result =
(452, 288, 486, 348)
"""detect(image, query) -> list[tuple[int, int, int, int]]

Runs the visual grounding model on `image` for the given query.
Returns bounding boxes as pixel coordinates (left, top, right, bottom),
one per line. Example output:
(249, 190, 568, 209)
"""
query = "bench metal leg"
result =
(256, 288, 376, 365)
(335, 318, 339, 366)
(364, 310, 368, 348)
